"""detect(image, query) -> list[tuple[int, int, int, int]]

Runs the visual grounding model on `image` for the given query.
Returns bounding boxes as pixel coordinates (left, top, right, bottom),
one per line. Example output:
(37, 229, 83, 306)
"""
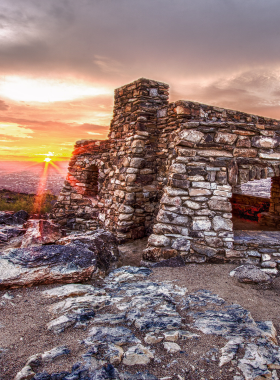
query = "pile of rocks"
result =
(12, 266, 280, 380)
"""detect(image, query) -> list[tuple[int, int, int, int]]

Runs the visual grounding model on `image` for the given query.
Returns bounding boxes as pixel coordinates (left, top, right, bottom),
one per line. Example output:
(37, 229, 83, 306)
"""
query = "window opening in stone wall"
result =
(84, 165, 99, 197)
(231, 178, 275, 231)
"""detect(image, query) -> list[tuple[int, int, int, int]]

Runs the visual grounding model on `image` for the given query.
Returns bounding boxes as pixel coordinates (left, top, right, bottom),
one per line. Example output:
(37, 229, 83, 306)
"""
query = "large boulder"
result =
(13, 210, 29, 224)
(57, 229, 119, 271)
(230, 265, 272, 284)
(21, 219, 63, 247)
(0, 229, 119, 289)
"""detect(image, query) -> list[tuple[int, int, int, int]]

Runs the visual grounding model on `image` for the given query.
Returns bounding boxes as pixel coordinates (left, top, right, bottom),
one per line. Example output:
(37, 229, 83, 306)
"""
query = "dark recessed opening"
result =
(84, 165, 98, 197)
(230, 178, 277, 231)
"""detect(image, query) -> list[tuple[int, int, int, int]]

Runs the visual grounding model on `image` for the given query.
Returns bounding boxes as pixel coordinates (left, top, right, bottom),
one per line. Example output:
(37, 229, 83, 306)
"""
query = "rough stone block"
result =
(148, 234, 171, 247)
(192, 217, 211, 231)
(189, 188, 211, 196)
(191, 243, 218, 257)
(213, 216, 233, 232)
(179, 130, 204, 144)
(171, 237, 191, 251)
(214, 132, 237, 145)
(208, 197, 232, 212)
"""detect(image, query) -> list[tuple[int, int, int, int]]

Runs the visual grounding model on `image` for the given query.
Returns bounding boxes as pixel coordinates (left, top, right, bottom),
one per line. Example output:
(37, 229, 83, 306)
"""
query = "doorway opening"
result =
(231, 178, 274, 231)
(84, 165, 99, 197)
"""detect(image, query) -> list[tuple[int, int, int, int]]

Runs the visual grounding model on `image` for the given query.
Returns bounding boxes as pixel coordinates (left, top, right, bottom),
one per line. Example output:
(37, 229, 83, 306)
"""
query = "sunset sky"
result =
(0, 0, 280, 161)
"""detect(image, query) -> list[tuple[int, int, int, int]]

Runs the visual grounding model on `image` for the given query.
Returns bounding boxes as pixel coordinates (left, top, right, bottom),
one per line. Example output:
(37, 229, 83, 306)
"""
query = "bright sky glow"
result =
(0, 123, 34, 138)
(0, 77, 111, 103)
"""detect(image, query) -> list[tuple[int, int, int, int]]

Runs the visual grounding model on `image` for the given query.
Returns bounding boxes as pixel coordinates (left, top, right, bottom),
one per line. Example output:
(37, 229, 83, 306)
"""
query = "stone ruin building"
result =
(52, 78, 280, 270)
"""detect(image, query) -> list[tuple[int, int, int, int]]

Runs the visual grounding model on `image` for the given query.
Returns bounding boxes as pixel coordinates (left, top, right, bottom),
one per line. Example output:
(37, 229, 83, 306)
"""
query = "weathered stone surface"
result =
(252, 136, 280, 148)
(14, 365, 35, 380)
(148, 234, 170, 247)
(30, 346, 70, 365)
(144, 333, 164, 344)
(233, 148, 258, 157)
(0, 210, 29, 226)
(85, 326, 140, 346)
(0, 245, 96, 289)
(57, 229, 119, 271)
(0, 230, 118, 289)
(184, 200, 201, 210)
(163, 342, 181, 353)
(192, 217, 211, 231)
(230, 265, 272, 284)
(156, 210, 189, 226)
(163, 330, 180, 341)
(208, 196, 232, 212)
(198, 150, 233, 157)
(130, 158, 145, 168)
(123, 344, 154, 365)
(21, 219, 63, 248)
(214, 132, 237, 145)
(171, 237, 190, 251)
(161, 194, 182, 207)
(212, 216, 233, 231)
(179, 130, 204, 144)
(191, 243, 217, 257)
(42, 284, 97, 299)
(189, 188, 211, 196)
(0, 225, 26, 243)
(219, 338, 243, 367)
(169, 163, 186, 174)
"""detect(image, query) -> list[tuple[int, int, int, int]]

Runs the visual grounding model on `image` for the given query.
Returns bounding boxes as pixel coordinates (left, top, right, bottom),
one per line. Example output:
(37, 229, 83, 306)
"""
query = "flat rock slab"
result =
(11, 266, 280, 380)
(234, 230, 280, 246)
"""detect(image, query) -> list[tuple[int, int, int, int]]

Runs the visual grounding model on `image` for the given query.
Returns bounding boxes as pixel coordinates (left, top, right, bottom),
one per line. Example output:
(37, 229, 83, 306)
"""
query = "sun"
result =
(44, 157, 52, 162)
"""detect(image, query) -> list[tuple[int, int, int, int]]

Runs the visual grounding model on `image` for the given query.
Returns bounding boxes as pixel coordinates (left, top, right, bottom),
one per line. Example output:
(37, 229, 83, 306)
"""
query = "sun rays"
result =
(32, 157, 67, 214)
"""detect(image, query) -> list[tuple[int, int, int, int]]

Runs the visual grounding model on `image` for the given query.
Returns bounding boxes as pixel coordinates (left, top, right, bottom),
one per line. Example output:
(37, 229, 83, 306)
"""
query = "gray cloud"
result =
(169, 69, 280, 117)
(0, 0, 280, 121)
(0, 0, 280, 84)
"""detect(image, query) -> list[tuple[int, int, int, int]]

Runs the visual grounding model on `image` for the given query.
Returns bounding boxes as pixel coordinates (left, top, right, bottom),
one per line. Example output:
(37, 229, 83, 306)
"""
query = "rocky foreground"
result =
(0, 212, 279, 379)
(5, 266, 280, 380)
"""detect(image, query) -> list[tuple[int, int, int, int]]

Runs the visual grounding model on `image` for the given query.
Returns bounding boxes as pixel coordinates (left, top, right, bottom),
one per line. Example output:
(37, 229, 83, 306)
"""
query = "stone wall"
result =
(232, 231, 280, 275)
(144, 99, 280, 263)
(52, 78, 169, 241)
(53, 77, 280, 264)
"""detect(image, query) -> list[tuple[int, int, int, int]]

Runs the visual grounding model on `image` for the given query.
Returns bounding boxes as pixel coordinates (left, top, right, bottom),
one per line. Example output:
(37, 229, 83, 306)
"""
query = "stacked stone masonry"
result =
(52, 78, 280, 267)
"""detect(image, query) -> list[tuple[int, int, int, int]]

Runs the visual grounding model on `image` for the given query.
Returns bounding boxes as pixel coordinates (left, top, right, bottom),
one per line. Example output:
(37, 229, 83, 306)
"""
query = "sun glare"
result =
(44, 157, 52, 162)
(0, 76, 110, 102)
